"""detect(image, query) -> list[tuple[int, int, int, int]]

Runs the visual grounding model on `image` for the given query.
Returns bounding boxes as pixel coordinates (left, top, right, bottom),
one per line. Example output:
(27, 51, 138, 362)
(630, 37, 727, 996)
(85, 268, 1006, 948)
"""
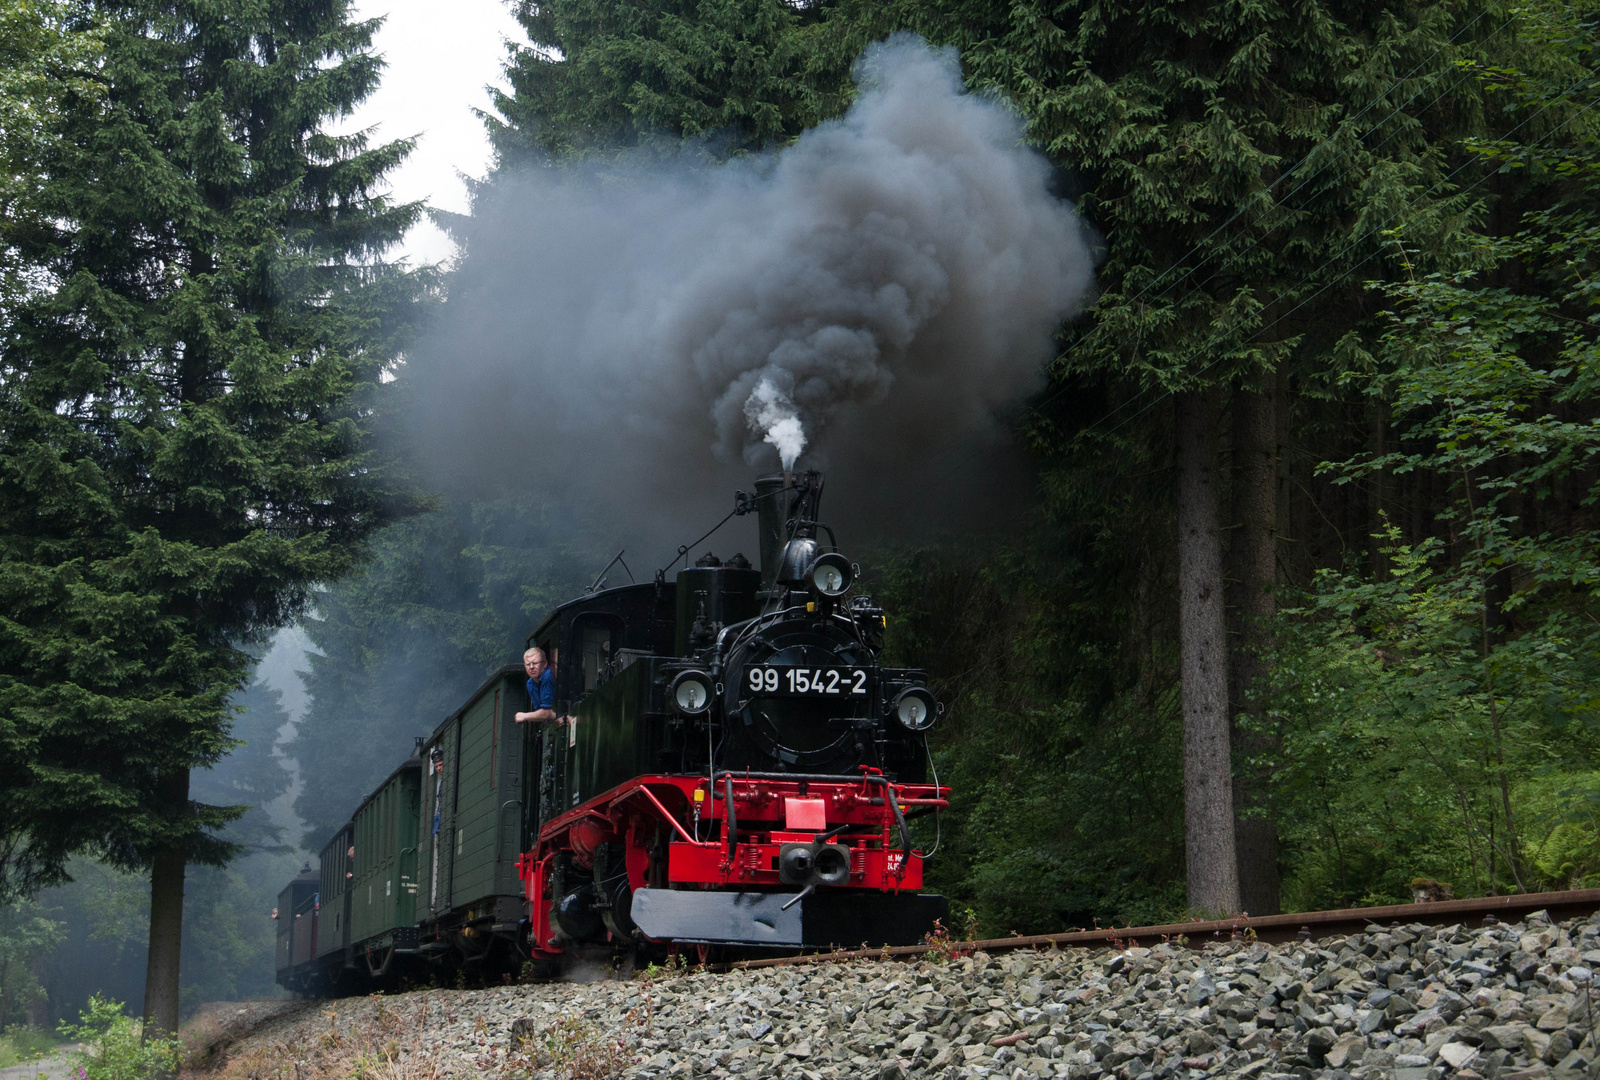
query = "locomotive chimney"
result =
(754, 470, 824, 592)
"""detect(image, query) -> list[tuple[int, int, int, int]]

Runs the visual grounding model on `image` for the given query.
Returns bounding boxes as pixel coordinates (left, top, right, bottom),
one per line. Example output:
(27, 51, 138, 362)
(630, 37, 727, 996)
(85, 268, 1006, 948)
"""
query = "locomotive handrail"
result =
(612, 783, 713, 847)
(709, 770, 927, 863)
(712, 604, 809, 660)
(714, 605, 877, 671)
(711, 769, 894, 785)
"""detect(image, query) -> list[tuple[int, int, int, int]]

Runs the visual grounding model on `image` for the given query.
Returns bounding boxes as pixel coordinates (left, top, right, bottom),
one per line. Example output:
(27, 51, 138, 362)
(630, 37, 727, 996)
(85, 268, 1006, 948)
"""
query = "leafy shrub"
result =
(58, 996, 182, 1080)
(1519, 771, 1600, 888)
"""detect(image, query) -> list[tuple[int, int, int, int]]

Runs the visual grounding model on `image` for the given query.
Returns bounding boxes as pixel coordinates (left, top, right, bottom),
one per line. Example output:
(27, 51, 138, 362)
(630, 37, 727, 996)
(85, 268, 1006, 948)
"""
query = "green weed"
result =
(505, 1012, 642, 1080)
(58, 996, 182, 1080)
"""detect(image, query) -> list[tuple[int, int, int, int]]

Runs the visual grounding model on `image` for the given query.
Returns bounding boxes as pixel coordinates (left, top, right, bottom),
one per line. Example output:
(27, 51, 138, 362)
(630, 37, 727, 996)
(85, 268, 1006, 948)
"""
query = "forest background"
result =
(3, 0, 1600, 1030)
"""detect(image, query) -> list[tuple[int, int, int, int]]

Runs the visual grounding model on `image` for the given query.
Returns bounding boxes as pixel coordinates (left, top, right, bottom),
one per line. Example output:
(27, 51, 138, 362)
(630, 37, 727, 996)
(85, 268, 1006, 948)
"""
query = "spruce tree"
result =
(0, 0, 102, 317)
(0, 0, 427, 1033)
(490, 0, 853, 162)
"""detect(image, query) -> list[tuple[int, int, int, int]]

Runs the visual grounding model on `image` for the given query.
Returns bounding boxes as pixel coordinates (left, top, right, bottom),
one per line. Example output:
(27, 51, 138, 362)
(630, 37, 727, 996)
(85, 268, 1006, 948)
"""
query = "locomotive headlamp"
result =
(670, 670, 715, 715)
(808, 552, 853, 597)
(892, 687, 940, 732)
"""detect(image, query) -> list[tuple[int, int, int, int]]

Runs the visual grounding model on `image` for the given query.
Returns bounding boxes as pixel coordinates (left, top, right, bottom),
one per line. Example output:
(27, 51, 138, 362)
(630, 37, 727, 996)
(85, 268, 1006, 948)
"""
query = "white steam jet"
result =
(745, 376, 808, 471)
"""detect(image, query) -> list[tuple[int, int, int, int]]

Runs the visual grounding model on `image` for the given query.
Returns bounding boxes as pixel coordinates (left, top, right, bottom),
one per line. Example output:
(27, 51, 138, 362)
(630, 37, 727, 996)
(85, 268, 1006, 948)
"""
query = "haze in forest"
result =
(402, 35, 1094, 551)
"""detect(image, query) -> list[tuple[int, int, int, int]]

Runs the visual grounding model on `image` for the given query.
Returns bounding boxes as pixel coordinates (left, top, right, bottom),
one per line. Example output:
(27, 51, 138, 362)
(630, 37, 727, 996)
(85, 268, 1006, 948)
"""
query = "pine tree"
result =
(489, 0, 852, 162)
(0, 0, 428, 1035)
(0, 0, 102, 318)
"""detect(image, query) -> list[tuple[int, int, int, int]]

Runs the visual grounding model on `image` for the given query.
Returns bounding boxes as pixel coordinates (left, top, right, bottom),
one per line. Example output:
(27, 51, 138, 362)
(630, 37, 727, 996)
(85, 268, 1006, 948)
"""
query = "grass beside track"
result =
(0, 1028, 61, 1070)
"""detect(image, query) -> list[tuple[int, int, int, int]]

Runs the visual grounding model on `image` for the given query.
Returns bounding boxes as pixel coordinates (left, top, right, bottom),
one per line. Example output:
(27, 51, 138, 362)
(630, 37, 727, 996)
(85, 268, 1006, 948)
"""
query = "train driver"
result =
(515, 646, 563, 725)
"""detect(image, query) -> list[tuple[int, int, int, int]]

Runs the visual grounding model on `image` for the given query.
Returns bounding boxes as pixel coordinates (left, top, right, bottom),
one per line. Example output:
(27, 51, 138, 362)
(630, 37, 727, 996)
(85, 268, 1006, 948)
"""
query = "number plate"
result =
(744, 665, 869, 697)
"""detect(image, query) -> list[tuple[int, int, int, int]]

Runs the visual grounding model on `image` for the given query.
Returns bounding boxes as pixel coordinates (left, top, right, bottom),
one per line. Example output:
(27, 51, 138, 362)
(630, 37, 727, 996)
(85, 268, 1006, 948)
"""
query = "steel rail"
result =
(730, 887, 1600, 971)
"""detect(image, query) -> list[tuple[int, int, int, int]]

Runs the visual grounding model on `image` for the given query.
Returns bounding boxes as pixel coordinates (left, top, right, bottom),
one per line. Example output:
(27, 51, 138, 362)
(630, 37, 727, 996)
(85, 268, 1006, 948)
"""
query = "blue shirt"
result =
(526, 668, 554, 712)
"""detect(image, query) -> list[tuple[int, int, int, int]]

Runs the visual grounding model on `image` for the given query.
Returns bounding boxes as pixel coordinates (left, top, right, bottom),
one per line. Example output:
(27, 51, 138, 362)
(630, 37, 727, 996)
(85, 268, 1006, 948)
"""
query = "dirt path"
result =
(0, 1044, 83, 1080)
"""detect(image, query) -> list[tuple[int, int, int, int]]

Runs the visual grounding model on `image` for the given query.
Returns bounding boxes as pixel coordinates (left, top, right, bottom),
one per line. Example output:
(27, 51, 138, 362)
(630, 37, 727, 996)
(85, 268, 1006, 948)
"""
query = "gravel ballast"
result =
(192, 908, 1600, 1080)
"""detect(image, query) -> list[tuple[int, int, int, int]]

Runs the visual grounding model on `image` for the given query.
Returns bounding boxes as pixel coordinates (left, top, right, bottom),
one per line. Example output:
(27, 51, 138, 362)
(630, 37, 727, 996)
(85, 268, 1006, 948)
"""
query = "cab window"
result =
(571, 617, 620, 698)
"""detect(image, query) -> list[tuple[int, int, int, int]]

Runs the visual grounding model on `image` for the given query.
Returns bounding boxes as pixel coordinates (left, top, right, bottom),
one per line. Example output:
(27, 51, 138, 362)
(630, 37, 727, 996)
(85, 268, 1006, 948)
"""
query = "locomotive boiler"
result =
(274, 472, 949, 990)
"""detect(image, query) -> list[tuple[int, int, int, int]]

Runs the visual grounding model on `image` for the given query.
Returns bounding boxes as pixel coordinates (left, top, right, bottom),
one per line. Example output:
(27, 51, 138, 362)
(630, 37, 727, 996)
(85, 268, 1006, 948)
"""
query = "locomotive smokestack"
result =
(754, 475, 786, 591)
(754, 471, 823, 592)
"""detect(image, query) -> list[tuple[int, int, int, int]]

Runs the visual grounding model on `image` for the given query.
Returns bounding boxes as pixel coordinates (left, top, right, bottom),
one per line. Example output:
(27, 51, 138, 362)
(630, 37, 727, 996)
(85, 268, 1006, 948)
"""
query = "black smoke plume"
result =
(403, 35, 1094, 555)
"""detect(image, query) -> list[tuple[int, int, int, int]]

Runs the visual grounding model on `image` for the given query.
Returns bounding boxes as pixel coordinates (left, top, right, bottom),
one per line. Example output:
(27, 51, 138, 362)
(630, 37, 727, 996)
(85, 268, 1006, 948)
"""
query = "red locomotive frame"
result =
(517, 768, 949, 957)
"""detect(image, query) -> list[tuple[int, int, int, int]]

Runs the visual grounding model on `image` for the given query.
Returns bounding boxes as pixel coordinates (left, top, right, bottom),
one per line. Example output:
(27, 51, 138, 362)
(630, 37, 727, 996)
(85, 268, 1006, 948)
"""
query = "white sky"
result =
(341, 0, 525, 265)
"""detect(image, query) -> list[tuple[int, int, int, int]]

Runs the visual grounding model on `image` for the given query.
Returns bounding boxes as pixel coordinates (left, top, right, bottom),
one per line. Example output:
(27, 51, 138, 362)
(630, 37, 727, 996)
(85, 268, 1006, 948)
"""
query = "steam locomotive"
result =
(274, 473, 948, 991)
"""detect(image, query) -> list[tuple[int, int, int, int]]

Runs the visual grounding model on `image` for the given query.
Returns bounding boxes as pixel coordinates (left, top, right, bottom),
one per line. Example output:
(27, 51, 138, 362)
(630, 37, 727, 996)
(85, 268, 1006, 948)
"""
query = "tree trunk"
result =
(1275, 372, 1293, 580)
(142, 768, 188, 1043)
(1368, 399, 1389, 577)
(1228, 386, 1280, 916)
(1176, 390, 1241, 917)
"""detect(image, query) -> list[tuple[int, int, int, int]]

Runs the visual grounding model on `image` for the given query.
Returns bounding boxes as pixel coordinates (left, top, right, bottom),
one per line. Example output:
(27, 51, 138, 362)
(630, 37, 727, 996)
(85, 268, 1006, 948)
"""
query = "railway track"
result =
(731, 886, 1600, 970)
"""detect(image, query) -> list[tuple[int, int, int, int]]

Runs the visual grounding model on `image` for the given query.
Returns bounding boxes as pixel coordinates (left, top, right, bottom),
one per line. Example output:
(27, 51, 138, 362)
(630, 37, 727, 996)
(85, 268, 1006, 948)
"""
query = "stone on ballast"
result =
(1522, 930, 1557, 953)
(1553, 1049, 1589, 1078)
(1326, 1034, 1367, 1068)
(1391, 995, 1422, 1017)
(1440, 1042, 1480, 1069)
(1535, 1006, 1569, 1031)
(1398, 1007, 1443, 1037)
(1308, 1026, 1338, 1053)
(1541, 1031, 1573, 1065)
(1481, 1025, 1526, 1051)
(1523, 1026, 1553, 1060)
(1239, 1029, 1272, 1051)
(1501, 1068, 1552, 1080)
